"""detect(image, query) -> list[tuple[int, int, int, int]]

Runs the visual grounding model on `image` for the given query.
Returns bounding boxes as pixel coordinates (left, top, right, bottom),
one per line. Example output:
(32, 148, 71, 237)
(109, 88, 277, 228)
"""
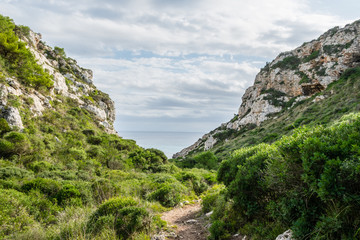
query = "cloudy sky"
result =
(0, 0, 359, 133)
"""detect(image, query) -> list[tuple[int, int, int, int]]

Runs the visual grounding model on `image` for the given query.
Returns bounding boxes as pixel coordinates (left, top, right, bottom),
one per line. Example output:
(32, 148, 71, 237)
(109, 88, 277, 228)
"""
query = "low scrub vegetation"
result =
(208, 112, 360, 239)
(0, 15, 53, 89)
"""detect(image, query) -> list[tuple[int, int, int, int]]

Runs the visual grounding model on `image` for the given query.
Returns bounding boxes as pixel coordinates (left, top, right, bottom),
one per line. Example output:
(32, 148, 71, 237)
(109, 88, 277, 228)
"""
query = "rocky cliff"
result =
(174, 19, 360, 158)
(0, 28, 116, 134)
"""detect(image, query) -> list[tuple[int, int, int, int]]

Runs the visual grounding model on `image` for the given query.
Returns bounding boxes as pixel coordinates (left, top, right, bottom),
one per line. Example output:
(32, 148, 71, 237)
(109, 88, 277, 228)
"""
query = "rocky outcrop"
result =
(0, 106, 24, 129)
(228, 20, 360, 130)
(0, 29, 117, 134)
(275, 230, 293, 240)
(174, 19, 360, 158)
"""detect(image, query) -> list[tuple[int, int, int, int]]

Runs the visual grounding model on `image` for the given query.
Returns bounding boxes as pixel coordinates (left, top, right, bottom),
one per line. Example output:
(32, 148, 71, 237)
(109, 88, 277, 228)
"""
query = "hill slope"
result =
(174, 19, 360, 159)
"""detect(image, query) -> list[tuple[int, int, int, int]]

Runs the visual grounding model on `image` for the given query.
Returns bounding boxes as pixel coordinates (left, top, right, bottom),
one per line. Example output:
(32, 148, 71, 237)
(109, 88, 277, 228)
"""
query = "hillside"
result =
(207, 112, 360, 239)
(174, 19, 360, 160)
(0, 15, 216, 240)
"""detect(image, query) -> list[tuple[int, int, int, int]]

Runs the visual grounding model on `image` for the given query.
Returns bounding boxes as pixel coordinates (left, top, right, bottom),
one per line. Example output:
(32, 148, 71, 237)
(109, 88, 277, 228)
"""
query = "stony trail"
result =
(160, 203, 209, 240)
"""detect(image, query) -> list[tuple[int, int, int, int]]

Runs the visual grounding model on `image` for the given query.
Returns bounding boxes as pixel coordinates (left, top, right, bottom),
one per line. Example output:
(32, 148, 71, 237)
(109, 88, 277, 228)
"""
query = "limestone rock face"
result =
(1, 106, 24, 129)
(229, 20, 360, 131)
(0, 29, 116, 134)
(174, 19, 360, 158)
(275, 230, 293, 240)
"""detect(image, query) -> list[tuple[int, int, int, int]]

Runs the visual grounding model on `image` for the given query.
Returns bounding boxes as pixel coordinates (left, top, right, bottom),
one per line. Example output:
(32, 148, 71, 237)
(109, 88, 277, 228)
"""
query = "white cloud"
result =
(0, 0, 357, 133)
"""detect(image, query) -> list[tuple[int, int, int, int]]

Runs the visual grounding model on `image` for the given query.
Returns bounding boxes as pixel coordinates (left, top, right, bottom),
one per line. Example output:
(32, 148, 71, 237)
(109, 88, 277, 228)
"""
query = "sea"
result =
(119, 131, 205, 159)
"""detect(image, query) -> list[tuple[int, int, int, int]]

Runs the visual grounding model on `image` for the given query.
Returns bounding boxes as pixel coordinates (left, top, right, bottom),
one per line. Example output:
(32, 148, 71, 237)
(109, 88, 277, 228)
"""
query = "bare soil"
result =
(161, 203, 209, 240)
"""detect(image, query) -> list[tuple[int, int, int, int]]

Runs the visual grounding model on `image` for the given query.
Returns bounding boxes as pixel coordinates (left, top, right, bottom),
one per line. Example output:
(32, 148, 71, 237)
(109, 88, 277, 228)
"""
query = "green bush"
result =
(193, 151, 218, 170)
(0, 139, 15, 156)
(175, 170, 210, 195)
(56, 184, 82, 206)
(271, 55, 301, 70)
(22, 178, 61, 198)
(26, 189, 62, 224)
(67, 147, 87, 161)
(213, 113, 360, 239)
(91, 178, 116, 204)
(114, 206, 150, 239)
(3, 131, 31, 155)
(0, 118, 11, 135)
(209, 220, 231, 240)
(87, 135, 102, 145)
(0, 189, 35, 238)
(303, 50, 320, 62)
(87, 196, 150, 238)
(0, 15, 53, 88)
(29, 160, 52, 173)
(0, 167, 32, 179)
(201, 184, 225, 213)
(147, 183, 182, 207)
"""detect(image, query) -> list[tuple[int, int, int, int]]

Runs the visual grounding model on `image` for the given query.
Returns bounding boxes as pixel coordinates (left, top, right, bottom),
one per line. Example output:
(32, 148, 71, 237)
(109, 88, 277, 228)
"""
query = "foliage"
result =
(0, 15, 53, 88)
(323, 43, 350, 55)
(201, 184, 225, 213)
(210, 112, 360, 239)
(297, 71, 311, 84)
(0, 189, 35, 238)
(174, 151, 218, 170)
(271, 55, 301, 70)
(87, 197, 150, 239)
(262, 88, 287, 107)
(303, 50, 320, 62)
(22, 178, 62, 198)
(0, 118, 11, 135)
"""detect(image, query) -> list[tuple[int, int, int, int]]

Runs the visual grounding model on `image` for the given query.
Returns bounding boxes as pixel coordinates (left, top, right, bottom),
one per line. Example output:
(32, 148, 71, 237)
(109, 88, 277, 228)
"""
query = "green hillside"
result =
(205, 110, 360, 240)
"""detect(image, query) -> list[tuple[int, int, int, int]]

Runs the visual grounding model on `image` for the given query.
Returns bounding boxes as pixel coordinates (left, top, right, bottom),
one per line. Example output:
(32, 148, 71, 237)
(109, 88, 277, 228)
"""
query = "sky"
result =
(0, 0, 359, 134)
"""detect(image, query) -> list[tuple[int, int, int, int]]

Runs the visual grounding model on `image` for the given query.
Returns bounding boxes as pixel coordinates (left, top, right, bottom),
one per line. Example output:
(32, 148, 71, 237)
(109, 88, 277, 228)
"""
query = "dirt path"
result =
(160, 203, 209, 240)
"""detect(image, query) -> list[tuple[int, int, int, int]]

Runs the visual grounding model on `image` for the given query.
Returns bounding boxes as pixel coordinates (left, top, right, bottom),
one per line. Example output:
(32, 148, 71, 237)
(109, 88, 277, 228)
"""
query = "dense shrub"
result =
(87, 196, 150, 238)
(22, 178, 61, 198)
(91, 178, 116, 204)
(0, 118, 11, 135)
(114, 206, 150, 239)
(0, 166, 32, 179)
(0, 138, 14, 156)
(271, 55, 301, 70)
(129, 149, 167, 171)
(201, 184, 225, 214)
(3, 131, 31, 155)
(0, 189, 35, 238)
(0, 15, 53, 88)
(29, 160, 52, 173)
(56, 184, 82, 206)
(175, 170, 211, 195)
(174, 151, 218, 170)
(147, 184, 182, 207)
(212, 113, 360, 239)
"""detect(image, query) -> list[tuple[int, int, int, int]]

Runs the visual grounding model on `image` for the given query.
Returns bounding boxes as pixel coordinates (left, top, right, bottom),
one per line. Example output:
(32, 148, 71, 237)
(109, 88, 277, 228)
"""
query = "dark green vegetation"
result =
(271, 55, 301, 70)
(172, 151, 219, 170)
(0, 15, 53, 89)
(206, 112, 360, 240)
(0, 15, 216, 239)
(198, 67, 360, 239)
